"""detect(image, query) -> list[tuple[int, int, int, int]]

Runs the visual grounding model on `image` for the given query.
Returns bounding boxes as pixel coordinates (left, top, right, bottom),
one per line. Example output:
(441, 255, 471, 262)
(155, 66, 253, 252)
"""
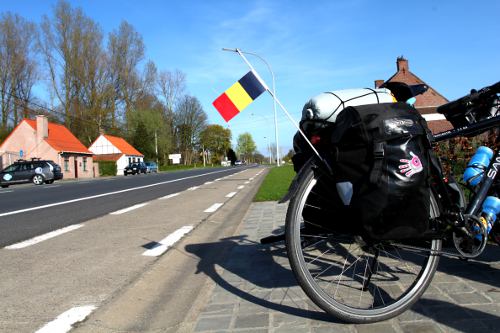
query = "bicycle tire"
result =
(285, 164, 442, 323)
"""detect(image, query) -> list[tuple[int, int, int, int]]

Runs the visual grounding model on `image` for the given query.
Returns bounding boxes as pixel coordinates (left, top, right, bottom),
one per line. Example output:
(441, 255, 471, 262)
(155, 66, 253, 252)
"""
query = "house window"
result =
(64, 157, 70, 171)
(83, 157, 87, 171)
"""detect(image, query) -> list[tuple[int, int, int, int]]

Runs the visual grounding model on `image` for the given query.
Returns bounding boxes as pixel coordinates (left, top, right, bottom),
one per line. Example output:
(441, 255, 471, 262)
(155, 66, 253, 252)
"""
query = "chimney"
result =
(397, 56, 409, 73)
(374, 80, 385, 88)
(36, 115, 48, 140)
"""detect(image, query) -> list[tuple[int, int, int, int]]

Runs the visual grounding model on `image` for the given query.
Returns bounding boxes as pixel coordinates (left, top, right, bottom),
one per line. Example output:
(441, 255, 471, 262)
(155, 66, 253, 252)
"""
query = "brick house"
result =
(89, 134, 144, 176)
(0, 115, 95, 179)
(375, 57, 453, 133)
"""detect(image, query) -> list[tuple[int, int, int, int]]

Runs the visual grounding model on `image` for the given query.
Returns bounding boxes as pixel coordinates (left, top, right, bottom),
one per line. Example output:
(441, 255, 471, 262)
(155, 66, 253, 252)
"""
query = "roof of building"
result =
(376, 57, 453, 134)
(385, 57, 449, 108)
(102, 134, 143, 156)
(93, 153, 123, 162)
(24, 119, 92, 154)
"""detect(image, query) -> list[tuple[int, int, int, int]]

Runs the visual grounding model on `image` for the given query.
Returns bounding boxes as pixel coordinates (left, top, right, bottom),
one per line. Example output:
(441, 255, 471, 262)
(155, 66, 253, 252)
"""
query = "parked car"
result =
(145, 162, 158, 173)
(0, 158, 63, 188)
(124, 162, 147, 175)
(235, 160, 244, 166)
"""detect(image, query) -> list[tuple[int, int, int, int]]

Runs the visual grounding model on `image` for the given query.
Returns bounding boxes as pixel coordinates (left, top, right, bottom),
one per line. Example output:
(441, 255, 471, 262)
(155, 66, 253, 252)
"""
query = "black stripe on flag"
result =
(238, 71, 266, 100)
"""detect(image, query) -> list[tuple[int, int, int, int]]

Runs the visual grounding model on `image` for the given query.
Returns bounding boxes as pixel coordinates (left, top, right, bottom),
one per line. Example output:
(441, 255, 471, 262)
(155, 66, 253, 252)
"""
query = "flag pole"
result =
(224, 48, 280, 166)
(222, 48, 322, 162)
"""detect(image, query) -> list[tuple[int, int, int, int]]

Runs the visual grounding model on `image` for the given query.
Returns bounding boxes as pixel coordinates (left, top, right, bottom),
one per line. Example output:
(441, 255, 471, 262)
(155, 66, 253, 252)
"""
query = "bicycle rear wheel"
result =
(285, 165, 442, 323)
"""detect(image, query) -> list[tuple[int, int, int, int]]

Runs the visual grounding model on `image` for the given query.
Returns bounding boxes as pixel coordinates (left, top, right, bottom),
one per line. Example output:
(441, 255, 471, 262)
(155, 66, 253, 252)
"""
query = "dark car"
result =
(124, 162, 147, 175)
(145, 162, 158, 173)
(0, 158, 63, 188)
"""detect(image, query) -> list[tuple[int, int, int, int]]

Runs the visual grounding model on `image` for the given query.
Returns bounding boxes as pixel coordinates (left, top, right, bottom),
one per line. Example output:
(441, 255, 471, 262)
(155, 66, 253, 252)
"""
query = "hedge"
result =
(98, 161, 117, 176)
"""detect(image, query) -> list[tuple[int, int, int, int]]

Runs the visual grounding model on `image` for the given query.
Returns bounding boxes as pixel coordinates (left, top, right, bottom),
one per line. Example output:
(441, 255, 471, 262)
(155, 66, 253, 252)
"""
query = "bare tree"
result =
(158, 69, 186, 113)
(0, 12, 38, 130)
(107, 20, 145, 130)
(157, 69, 186, 155)
(175, 95, 207, 164)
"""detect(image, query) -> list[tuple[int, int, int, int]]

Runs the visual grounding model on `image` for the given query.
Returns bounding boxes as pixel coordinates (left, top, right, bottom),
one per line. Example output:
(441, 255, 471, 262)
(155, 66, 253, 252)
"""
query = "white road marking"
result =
(204, 203, 223, 213)
(226, 192, 237, 198)
(204, 181, 214, 185)
(142, 226, 193, 257)
(5, 224, 83, 249)
(0, 168, 235, 218)
(249, 177, 254, 181)
(159, 193, 179, 200)
(244, 181, 250, 184)
(110, 203, 148, 215)
(187, 186, 199, 191)
(0, 190, 13, 194)
(35, 305, 96, 333)
(237, 185, 245, 189)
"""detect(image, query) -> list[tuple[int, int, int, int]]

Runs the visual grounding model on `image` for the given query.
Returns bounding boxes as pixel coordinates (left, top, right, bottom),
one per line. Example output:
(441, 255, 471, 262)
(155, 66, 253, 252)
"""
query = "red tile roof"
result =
(24, 119, 92, 154)
(427, 119, 454, 134)
(93, 153, 123, 162)
(103, 135, 143, 156)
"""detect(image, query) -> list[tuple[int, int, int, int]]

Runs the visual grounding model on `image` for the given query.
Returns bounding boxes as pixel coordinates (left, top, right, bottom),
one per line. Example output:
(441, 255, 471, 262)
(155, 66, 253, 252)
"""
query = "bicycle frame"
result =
(432, 115, 500, 218)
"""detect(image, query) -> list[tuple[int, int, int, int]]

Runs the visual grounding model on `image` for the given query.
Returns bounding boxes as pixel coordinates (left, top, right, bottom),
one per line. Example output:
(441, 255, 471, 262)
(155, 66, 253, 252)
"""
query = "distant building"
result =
(89, 134, 144, 175)
(375, 57, 453, 133)
(0, 115, 95, 179)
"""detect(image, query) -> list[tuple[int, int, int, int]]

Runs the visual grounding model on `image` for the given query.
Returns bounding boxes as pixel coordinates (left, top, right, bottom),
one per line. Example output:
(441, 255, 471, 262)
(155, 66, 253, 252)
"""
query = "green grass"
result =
(254, 164, 295, 202)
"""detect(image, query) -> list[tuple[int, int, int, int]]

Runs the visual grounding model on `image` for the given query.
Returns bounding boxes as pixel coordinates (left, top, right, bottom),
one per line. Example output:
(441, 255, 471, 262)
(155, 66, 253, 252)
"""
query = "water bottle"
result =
(482, 196, 500, 234)
(463, 146, 494, 186)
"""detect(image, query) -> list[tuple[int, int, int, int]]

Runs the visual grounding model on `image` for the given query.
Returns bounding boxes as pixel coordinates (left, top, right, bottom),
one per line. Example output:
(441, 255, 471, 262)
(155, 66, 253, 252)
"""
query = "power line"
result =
(0, 88, 127, 131)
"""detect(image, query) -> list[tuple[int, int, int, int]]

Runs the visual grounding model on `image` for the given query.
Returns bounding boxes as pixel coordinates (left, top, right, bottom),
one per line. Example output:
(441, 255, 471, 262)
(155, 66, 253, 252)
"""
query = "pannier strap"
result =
(370, 141, 385, 185)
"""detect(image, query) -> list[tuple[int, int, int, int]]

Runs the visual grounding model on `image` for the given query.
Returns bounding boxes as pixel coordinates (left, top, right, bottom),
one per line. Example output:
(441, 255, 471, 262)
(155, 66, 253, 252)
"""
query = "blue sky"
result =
(2, 0, 499, 156)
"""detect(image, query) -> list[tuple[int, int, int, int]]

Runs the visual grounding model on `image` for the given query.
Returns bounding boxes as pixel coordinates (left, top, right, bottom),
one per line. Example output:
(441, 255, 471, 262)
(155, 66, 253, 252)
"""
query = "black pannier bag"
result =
(329, 102, 433, 240)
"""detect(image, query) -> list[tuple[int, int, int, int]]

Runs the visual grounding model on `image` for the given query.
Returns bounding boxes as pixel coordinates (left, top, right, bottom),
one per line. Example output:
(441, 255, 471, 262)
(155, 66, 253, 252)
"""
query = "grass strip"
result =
(254, 165, 295, 202)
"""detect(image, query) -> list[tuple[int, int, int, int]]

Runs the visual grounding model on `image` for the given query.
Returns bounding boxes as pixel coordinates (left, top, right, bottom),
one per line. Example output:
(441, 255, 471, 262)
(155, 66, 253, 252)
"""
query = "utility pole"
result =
(202, 144, 206, 167)
(155, 131, 159, 166)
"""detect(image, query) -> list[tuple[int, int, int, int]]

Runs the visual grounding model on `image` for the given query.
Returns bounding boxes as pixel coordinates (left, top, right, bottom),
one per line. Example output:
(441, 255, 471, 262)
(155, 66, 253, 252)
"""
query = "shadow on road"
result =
(185, 228, 500, 328)
(185, 234, 340, 323)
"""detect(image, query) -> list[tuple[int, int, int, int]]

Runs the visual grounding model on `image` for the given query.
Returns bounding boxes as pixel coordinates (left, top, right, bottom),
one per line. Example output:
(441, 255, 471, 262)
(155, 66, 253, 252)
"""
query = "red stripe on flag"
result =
(212, 92, 240, 122)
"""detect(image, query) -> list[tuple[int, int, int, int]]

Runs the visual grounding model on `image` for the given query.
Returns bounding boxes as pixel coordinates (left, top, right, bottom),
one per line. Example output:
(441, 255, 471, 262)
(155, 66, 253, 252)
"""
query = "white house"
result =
(89, 134, 144, 175)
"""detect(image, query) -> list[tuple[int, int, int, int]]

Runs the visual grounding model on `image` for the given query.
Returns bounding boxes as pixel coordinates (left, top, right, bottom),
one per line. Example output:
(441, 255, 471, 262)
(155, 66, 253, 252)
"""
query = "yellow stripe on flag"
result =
(225, 82, 252, 111)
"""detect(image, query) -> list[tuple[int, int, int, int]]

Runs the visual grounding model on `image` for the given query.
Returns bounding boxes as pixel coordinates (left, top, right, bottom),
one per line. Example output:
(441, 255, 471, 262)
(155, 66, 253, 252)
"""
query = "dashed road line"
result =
(159, 193, 179, 200)
(5, 224, 84, 249)
(204, 203, 224, 213)
(244, 181, 250, 184)
(237, 185, 245, 189)
(187, 186, 199, 191)
(110, 203, 148, 215)
(0, 190, 13, 194)
(204, 181, 214, 185)
(225, 192, 237, 198)
(35, 305, 96, 333)
(142, 226, 193, 257)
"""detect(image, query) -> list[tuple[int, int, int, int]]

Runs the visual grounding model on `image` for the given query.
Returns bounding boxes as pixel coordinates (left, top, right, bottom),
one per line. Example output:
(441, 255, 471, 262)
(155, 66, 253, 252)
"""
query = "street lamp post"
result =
(264, 136, 271, 164)
(222, 48, 280, 166)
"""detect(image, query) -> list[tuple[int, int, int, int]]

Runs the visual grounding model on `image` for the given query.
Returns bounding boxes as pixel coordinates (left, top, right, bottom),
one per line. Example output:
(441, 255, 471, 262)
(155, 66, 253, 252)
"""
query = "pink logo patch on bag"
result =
(399, 152, 423, 177)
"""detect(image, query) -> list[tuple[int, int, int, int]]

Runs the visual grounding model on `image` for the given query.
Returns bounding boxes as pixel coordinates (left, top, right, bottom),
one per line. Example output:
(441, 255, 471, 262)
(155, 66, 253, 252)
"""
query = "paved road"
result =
(0, 166, 267, 332)
(0, 166, 254, 247)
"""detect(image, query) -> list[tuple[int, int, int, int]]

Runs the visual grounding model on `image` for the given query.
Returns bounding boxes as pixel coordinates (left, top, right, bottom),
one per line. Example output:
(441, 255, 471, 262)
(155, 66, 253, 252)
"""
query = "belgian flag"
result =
(213, 71, 267, 122)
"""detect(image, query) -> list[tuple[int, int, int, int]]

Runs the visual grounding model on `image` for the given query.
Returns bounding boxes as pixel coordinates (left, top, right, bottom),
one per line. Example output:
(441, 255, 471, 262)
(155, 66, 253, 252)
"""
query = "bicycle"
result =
(282, 81, 500, 323)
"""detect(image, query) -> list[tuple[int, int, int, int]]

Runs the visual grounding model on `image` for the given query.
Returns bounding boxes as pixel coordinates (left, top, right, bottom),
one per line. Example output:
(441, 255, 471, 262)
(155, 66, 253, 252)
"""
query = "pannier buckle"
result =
(373, 142, 385, 159)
